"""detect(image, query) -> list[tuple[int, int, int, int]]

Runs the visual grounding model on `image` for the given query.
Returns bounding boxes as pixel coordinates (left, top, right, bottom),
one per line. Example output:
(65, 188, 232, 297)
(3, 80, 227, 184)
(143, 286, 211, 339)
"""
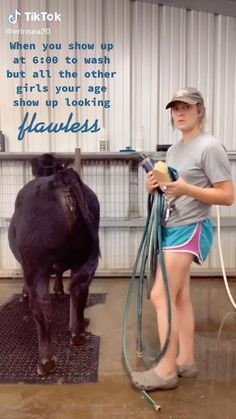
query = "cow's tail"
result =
(56, 169, 100, 253)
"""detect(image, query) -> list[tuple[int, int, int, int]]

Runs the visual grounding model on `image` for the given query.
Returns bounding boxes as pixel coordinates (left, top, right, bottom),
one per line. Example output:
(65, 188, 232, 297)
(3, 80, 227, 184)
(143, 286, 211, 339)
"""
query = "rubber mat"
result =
(0, 293, 106, 384)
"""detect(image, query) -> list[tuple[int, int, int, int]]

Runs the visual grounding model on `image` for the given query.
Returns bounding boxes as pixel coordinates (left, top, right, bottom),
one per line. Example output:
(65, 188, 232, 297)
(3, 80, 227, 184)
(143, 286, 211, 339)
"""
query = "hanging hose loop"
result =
(122, 190, 172, 412)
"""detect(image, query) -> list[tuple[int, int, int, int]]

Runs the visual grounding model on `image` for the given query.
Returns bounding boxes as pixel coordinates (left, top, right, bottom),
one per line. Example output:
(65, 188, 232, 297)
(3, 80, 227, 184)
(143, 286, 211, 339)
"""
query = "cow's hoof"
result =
(19, 293, 28, 302)
(70, 332, 86, 346)
(37, 356, 57, 376)
(68, 318, 90, 334)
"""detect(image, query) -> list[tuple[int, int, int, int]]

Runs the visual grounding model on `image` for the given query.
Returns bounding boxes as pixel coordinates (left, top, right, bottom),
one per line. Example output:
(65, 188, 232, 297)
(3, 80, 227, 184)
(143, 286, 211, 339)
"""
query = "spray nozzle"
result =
(140, 156, 155, 173)
(141, 158, 179, 186)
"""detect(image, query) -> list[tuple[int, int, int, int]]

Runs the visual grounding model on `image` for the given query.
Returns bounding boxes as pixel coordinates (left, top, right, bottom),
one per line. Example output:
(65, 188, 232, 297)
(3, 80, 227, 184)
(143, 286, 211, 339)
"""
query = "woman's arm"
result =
(164, 178, 234, 206)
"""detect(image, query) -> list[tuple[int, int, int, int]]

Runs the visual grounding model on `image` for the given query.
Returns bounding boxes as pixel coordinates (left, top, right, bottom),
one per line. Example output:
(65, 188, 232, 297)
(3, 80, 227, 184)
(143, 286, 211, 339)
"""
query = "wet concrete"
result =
(0, 277, 236, 419)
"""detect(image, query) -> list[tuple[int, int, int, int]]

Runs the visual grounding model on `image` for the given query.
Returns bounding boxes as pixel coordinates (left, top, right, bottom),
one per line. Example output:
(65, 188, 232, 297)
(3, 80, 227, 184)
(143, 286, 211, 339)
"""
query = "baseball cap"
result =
(166, 87, 204, 109)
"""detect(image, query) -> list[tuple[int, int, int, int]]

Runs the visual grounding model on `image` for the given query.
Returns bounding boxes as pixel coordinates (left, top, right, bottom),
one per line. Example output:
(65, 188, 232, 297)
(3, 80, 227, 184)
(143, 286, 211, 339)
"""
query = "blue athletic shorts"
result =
(161, 219, 214, 265)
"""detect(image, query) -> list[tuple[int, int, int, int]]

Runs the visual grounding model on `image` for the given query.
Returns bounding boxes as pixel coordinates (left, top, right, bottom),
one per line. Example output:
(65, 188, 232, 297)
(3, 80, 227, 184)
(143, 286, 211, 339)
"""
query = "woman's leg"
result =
(176, 273, 195, 366)
(150, 251, 194, 379)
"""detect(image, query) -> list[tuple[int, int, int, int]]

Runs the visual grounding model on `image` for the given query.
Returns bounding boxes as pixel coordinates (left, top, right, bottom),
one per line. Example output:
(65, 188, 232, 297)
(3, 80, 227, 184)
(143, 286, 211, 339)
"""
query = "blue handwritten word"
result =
(17, 112, 100, 141)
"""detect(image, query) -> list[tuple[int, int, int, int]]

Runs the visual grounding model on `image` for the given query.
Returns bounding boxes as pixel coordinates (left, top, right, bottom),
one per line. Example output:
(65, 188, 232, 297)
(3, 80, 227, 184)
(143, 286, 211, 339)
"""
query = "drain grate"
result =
(0, 293, 106, 384)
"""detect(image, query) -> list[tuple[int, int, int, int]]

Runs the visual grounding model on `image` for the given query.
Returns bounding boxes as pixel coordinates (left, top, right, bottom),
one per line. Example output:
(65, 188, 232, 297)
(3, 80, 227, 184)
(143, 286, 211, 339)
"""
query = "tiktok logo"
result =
(7, 8, 21, 25)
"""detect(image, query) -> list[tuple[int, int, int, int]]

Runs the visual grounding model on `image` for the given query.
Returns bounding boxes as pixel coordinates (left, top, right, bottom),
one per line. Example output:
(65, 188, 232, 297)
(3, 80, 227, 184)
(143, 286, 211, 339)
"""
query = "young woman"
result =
(131, 87, 234, 391)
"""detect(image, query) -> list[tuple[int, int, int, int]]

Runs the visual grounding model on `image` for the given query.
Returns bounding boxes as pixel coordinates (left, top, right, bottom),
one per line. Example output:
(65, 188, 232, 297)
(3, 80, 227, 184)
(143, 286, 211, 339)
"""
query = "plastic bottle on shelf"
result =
(0, 131, 5, 152)
(99, 127, 109, 152)
(136, 126, 144, 152)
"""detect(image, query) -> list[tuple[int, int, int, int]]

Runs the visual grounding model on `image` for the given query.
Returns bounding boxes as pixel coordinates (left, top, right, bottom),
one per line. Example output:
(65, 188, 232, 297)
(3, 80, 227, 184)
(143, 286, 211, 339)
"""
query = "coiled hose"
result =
(122, 191, 172, 412)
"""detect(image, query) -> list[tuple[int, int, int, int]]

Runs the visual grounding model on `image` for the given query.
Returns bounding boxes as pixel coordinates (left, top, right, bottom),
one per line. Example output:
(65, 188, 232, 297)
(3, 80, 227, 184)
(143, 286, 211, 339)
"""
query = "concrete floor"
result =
(0, 276, 236, 419)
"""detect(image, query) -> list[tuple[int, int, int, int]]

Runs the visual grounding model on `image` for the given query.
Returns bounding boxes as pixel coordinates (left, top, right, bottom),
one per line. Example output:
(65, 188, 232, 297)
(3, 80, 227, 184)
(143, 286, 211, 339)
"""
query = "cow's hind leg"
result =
(19, 284, 28, 302)
(25, 268, 56, 376)
(69, 252, 98, 345)
(52, 265, 65, 299)
(70, 286, 88, 345)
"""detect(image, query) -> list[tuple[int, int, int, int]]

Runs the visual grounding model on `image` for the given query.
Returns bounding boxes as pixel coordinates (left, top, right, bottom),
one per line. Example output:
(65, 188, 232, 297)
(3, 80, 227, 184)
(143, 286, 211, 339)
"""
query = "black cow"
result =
(8, 154, 100, 376)
(20, 154, 66, 300)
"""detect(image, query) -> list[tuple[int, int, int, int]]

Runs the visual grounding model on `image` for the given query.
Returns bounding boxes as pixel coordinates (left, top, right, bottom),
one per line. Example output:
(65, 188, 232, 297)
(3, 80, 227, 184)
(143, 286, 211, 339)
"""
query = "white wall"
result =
(1, 0, 236, 152)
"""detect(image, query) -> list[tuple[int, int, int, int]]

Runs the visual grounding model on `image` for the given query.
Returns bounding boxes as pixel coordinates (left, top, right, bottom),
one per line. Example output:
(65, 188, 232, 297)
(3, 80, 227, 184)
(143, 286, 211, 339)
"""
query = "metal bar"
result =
(1, 216, 236, 227)
(0, 150, 235, 161)
(0, 268, 236, 279)
(0, 151, 170, 161)
(128, 160, 140, 217)
(74, 148, 82, 175)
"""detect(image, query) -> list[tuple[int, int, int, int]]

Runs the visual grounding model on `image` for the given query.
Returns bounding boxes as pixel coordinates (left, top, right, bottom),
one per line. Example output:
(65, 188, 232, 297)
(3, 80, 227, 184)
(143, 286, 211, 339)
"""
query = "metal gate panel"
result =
(0, 153, 235, 277)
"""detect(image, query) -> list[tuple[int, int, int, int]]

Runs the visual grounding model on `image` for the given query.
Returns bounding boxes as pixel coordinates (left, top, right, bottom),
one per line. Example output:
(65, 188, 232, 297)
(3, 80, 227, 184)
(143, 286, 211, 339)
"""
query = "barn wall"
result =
(1, 0, 236, 151)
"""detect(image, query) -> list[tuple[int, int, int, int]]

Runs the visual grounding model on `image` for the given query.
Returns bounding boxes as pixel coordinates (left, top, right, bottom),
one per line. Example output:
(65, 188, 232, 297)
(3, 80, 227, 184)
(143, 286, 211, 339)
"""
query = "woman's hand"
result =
(163, 177, 188, 198)
(165, 178, 234, 205)
(146, 171, 159, 193)
(164, 177, 234, 206)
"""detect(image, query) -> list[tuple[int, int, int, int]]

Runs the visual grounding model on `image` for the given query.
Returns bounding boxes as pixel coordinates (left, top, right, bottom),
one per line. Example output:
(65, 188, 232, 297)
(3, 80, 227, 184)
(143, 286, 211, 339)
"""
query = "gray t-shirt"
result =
(165, 132, 232, 226)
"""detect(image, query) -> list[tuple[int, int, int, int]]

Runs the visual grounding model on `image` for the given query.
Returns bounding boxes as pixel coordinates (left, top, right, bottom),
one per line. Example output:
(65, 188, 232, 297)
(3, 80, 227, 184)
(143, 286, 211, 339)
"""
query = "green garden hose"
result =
(122, 191, 172, 412)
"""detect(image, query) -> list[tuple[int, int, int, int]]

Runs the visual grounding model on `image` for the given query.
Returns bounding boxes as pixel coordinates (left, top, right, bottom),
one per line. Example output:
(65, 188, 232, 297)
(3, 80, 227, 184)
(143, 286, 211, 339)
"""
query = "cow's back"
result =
(8, 169, 99, 268)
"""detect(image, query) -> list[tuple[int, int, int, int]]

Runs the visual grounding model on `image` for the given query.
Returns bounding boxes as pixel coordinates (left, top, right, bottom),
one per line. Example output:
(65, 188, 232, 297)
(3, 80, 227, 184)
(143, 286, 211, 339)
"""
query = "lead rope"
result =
(122, 191, 172, 412)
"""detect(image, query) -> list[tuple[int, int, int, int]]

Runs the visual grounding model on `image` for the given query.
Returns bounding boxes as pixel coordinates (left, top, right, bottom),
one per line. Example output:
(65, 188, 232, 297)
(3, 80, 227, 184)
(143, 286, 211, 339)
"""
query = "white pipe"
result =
(216, 205, 236, 310)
